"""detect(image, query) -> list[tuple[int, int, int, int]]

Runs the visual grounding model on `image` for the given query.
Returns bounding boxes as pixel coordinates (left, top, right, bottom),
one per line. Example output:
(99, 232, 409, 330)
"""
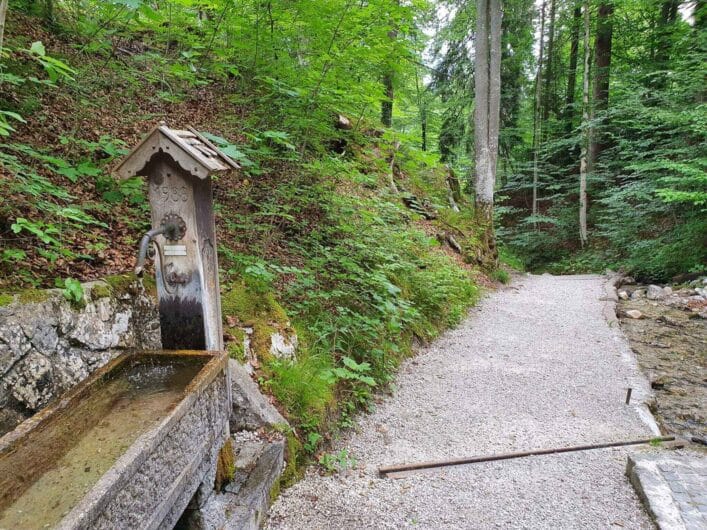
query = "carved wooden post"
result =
(114, 124, 238, 350)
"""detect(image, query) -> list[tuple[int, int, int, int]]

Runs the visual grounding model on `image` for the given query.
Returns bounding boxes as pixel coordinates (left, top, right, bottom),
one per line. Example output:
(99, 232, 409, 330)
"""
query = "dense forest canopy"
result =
(434, 0, 706, 280)
(2, 0, 704, 287)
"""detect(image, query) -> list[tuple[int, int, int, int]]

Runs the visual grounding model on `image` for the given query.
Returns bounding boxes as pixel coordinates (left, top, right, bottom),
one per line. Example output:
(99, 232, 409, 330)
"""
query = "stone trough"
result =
(0, 350, 230, 530)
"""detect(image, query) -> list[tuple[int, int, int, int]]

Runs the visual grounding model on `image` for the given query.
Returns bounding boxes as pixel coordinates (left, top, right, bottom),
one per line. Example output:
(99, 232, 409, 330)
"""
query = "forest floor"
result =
(266, 274, 658, 529)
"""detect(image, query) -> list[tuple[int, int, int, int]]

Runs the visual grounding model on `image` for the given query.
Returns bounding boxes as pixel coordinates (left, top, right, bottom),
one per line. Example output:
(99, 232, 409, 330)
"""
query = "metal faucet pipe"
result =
(135, 226, 168, 276)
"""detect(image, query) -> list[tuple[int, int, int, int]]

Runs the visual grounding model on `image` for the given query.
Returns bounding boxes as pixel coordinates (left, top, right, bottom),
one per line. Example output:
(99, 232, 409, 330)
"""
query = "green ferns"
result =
(218, 154, 479, 463)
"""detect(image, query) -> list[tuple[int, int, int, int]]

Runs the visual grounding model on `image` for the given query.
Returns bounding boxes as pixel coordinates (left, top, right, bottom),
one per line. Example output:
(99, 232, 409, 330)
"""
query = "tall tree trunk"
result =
(660, 0, 679, 29)
(589, 1, 613, 165)
(413, 55, 428, 151)
(387, 140, 400, 193)
(381, 72, 394, 127)
(447, 165, 463, 204)
(564, 3, 582, 134)
(475, 0, 490, 207)
(696, 0, 707, 30)
(473, 0, 502, 266)
(579, 0, 591, 247)
(532, 0, 547, 220)
(44, 0, 54, 24)
(652, 0, 679, 88)
(381, 2, 400, 128)
(695, 1, 706, 103)
(488, 0, 502, 191)
(420, 101, 428, 151)
(446, 165, 462, 212)
(542, 0, 556, 121)
(0, 0, 8, 54)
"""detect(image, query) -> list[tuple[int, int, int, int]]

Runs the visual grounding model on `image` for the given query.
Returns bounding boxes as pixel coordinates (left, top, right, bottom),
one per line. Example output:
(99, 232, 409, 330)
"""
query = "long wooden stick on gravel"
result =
(379, 436, 675, 478)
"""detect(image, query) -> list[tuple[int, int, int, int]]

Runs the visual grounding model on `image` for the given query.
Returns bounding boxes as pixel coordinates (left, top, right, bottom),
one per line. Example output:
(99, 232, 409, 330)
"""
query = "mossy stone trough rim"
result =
(0, 349, 229, 530)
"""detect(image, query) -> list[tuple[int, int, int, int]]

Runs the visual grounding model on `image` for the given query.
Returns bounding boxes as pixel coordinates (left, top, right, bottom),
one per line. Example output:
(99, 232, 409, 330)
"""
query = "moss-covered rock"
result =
(215, 438, 236, 491)
(268, 479, 281, 504)
(0, 294, 15, 307)
(103, 273, 157, 298)
(103, 273, 135, 293)
(16, 289, 53, 305)
(277, 426, 306, 488)
(221, 281, 296, 364)
(88, 282, 112, 300)
(226, 327, 246, 362)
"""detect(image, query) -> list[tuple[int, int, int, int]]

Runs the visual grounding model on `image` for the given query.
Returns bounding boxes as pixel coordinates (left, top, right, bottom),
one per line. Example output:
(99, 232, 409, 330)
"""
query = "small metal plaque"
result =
(164, 245, 187, 256)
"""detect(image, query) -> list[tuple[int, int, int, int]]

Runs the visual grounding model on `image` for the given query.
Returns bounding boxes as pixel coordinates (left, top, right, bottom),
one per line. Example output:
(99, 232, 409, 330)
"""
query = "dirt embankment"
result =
(617, 281, 706, 441)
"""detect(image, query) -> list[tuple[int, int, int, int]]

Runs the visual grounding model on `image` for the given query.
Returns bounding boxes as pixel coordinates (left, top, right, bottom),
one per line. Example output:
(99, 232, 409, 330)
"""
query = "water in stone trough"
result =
(0, 356, 204, 530)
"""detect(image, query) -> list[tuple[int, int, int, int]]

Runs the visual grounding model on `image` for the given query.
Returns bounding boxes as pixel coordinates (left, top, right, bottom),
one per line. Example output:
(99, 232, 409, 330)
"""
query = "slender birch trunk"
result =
(388, 140, 400, 193)
(532, 0, 547, 221)
(0, 0, 9, 54)
(413, 54, 428, 151)
(564, 3, 582, 135)
(382, 72, 394, 127)
(542, 0, 556, 121)
(579, 0, 591, 247)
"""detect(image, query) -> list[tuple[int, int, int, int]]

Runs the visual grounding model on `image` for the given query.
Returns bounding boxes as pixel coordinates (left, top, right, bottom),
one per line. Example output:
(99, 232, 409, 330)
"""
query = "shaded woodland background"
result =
(0, 0, 705, 473)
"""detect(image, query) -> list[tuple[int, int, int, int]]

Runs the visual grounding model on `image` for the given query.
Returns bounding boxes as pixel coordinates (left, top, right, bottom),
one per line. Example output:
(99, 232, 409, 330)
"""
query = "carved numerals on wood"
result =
(151, 181, 189, 205)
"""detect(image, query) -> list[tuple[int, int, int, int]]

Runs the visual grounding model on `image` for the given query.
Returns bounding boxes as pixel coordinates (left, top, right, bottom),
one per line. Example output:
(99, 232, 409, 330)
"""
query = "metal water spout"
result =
(134, 214, 187, 277)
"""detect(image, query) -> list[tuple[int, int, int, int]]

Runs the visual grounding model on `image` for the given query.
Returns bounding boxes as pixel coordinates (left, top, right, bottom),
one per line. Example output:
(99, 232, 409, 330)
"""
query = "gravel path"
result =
(266, 274, 658, 529)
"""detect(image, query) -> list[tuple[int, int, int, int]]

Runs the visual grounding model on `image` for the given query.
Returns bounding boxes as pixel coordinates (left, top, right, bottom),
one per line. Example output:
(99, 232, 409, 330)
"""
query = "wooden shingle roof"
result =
(113, 123, 239, 180)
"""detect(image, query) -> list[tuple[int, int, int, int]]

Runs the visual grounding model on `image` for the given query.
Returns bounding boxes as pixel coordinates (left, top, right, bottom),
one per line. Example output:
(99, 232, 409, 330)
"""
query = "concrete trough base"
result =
(82, 353, 231, 530)
(177, 431, 285, 530)
(170, 359, 290, 530)
(1, 354, 290, 530)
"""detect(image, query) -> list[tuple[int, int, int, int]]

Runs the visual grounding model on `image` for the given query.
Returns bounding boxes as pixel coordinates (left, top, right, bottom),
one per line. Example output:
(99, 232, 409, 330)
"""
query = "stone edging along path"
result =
(266, 273, 667, 529)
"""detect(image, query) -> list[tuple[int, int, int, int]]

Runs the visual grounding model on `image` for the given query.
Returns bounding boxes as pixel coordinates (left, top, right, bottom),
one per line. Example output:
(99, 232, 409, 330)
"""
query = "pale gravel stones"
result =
(647, 285, 667, 300)
(266, 274, 657, 529)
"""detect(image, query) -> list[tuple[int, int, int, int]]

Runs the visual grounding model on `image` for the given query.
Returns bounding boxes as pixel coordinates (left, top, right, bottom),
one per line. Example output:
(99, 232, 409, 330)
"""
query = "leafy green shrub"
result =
(1, 41, 75, 136)
(318, 449, 356, 474)
(264, 354, 335, 426)
(59, 278, 84, 305)
(491, 269, 511, 284)
(498, 247, 524, 271)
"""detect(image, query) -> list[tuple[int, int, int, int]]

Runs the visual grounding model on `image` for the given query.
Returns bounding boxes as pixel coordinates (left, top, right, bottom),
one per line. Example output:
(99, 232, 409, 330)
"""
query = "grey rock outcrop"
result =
(269, 331, 298, 360)
(229, 359, 288, 432)
(0, 278, 159, 421)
